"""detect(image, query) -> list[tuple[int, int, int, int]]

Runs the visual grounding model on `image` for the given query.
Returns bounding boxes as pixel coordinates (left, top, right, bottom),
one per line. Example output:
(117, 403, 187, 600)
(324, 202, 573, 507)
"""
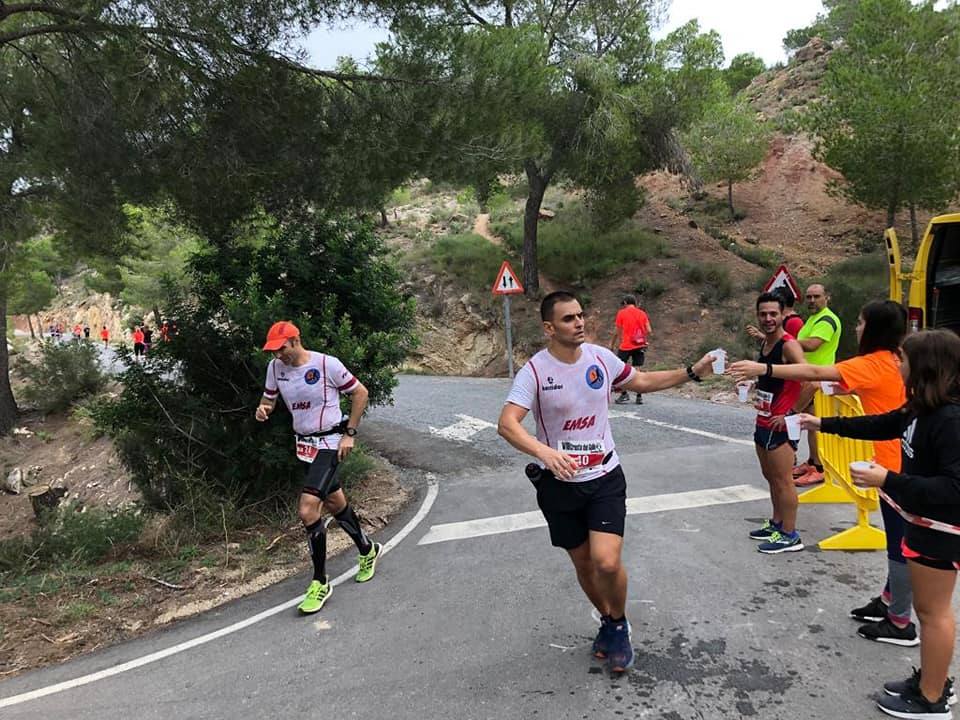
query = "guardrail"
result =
(797, 392, 886, 550)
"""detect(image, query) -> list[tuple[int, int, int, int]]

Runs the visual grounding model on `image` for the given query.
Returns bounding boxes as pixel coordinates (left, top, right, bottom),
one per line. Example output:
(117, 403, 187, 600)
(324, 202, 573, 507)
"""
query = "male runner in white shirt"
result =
(256, 321, 379, 614)
(498, 291, 715, 672)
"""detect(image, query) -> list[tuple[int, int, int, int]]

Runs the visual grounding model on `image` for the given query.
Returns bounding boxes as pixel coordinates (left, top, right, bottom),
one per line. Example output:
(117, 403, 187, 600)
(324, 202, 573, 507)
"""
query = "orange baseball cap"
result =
(262, 321, 300, 350)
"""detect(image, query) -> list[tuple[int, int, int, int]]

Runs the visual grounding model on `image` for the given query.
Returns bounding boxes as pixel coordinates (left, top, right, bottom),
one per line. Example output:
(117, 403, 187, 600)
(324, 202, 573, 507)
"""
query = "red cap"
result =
(262, 321, 299, 351)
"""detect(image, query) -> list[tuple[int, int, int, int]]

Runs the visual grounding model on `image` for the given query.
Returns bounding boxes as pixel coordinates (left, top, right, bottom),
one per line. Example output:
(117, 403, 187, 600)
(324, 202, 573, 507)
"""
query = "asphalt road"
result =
(1, 374, 954, 720)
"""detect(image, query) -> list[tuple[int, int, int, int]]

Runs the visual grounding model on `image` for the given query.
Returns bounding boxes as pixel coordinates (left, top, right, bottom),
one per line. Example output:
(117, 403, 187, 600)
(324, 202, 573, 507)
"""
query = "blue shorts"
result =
(754, 426, 798, 452)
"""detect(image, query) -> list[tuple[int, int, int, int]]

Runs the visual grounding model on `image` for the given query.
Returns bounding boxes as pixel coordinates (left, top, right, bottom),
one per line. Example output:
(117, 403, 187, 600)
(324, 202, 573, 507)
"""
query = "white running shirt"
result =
(505, 343, 634, 483)
(263, 351, 358, 448)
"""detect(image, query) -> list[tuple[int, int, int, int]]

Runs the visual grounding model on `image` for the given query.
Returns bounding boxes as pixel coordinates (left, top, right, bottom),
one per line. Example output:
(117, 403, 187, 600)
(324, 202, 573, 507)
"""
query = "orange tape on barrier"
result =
(798, 391, 885, 550)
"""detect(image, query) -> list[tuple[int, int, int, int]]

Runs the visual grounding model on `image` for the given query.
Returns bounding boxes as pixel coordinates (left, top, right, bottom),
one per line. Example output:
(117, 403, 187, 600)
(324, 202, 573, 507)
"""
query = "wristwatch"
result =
(344, 427, 358, 437)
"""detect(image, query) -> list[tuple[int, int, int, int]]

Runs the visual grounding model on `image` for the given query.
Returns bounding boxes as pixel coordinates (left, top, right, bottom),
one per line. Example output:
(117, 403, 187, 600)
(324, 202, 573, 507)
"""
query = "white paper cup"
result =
(736, 382, 752, 403)
(850, 460, 872, 473)
(820, 381, 835, 396)
(784, 414, 802, 441)
(711, 348, 726, 374)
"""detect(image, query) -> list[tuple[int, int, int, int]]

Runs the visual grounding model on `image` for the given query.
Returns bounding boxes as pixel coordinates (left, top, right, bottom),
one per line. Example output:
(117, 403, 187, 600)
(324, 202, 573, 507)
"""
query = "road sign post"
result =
(492, 260, 524, 379)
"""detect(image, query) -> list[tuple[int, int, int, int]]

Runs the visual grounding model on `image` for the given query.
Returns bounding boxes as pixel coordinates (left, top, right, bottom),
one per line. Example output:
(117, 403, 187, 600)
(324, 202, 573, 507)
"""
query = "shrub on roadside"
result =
(680, 261, 734, 304)
(15, 340, 106, 413)
(431, 233, 510, 290)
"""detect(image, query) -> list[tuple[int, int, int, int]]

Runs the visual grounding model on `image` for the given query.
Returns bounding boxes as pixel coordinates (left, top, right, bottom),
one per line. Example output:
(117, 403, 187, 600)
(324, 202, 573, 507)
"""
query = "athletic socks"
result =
(305, 518, 327, 582)
(335, 505, 372, 556)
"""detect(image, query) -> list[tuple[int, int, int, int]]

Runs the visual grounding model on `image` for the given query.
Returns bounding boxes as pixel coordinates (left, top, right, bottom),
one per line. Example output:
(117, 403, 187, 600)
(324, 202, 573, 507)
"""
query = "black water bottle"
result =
(525, 463, 542, 488)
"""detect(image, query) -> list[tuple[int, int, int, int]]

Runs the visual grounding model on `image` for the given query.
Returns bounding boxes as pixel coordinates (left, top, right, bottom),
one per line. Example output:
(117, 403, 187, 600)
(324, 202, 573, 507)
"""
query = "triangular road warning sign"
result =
(492, 260, 524, 295)
(762, 264, 801, 301)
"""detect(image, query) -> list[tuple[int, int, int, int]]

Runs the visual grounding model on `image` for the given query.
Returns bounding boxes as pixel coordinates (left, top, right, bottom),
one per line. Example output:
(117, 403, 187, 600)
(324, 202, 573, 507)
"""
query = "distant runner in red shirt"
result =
(100, 326, 109, 347)
(611, 295, 652, 405)
(132, 326, 145, 360)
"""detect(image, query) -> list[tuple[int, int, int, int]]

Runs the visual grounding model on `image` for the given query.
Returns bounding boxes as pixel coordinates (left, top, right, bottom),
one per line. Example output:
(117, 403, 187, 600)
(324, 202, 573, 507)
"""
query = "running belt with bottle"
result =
(263, 352, 358, 451)
(505, 344, 635, 483)
(754, 334, 801, 428)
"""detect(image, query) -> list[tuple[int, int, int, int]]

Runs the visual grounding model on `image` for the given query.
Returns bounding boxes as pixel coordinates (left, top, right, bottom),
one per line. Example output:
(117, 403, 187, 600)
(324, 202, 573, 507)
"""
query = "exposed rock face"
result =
(743, 38, 831, 120)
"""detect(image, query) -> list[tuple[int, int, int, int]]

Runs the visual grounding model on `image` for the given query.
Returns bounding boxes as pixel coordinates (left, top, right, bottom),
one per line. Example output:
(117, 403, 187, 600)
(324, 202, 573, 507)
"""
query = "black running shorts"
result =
(301, 449, 342, 499)
(616, 348, 646, 366)
(535, 465, 627, 549)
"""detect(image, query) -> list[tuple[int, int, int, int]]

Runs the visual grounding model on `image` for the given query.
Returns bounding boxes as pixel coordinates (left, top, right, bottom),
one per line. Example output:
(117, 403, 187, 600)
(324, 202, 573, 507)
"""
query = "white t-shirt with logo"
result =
(505, 343, 635, 483)
(263, 351, 358, 448)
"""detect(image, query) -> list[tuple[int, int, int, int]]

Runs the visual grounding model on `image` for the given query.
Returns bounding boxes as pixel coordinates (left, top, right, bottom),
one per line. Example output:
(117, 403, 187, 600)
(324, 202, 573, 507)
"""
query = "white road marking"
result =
(0, 476, 440, 709)
(609, 410, 754, 447)
(428, 414, 497, 442)
(418, 484, 768, 545)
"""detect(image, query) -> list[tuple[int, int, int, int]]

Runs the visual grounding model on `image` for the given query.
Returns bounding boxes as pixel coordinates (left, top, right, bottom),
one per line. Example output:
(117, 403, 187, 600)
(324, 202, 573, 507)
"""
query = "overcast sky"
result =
(300, 0, 826, 70)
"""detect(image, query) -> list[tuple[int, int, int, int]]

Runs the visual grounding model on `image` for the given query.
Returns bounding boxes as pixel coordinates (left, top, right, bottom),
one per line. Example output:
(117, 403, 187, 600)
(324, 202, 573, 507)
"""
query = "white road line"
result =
(428, 414, 497, 442)
(0, 476, 440, 710)
(609, 410, 754, 447)
(418, 484, 768, 545)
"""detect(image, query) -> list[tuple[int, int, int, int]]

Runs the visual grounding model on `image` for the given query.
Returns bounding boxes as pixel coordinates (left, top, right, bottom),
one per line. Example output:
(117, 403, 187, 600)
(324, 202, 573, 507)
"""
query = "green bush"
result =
(91, 213, 417, 510)
(680, 261, 734, 304)
(431, 232, 508, 290)
(337, 444, 376, 490)
(820, 252, 889, 360)
(0, 507, 144, 576)
(731, 243, 781, 269)
(16, 340, 106, 413)
(634, 278, 667, 300)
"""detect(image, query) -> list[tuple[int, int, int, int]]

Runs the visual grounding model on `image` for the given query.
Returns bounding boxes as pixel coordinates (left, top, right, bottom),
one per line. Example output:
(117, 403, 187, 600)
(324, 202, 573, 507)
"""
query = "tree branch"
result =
(458, 0, 489, 26)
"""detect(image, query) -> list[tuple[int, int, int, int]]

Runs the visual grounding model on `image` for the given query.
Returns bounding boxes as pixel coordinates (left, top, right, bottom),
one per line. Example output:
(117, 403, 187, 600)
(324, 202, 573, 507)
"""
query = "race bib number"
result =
(296, 436, 322, 463)
(559, 439, 606, 473)
(755, 390, 774, 418)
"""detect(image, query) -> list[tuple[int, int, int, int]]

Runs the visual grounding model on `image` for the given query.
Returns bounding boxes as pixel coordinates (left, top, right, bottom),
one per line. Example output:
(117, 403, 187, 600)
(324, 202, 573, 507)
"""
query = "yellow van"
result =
(886, 213, 960, 333)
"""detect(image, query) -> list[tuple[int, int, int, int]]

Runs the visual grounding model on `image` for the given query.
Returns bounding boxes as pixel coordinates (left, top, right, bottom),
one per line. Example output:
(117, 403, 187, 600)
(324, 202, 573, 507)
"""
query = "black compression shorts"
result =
(534, 465, 627, 549)
(301, 449, 342, 499)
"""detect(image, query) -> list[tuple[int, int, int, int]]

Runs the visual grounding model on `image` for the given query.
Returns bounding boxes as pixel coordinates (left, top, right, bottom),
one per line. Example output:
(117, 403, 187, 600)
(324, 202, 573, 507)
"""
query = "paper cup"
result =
(784, 414, 802, 441)
(820, 381, 835, 396)
(850, 460, 872, 473)
(711, 348, 726, 374)
(736, 382, 752, 403)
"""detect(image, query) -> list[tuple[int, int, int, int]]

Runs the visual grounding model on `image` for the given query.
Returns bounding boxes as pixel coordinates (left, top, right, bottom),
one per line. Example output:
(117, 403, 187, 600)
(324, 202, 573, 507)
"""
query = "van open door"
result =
(884, 228, 904, 304)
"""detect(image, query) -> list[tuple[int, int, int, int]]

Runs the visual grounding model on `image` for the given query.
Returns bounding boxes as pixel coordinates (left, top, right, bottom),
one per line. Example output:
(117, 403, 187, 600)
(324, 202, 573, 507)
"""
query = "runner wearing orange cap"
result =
(255, 321, 378, 614)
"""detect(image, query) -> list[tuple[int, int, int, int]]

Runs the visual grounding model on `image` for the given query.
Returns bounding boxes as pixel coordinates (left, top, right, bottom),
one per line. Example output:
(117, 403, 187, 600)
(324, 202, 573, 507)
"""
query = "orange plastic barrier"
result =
(797, 392, 885, 550)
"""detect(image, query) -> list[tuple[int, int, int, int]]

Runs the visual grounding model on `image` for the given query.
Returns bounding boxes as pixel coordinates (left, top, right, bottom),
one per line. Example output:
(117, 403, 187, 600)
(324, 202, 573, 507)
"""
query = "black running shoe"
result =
(885, 668, 957, 707)
(858, 618, 920, 647)
(877, 685, 951, 719)
(851, 596, 888, 622)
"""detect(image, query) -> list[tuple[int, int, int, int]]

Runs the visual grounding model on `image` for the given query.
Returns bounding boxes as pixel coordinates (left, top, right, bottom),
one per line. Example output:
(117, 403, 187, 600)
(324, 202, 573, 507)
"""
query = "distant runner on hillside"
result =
(611, 294, 652, 405)
(498, 290, 715, 673)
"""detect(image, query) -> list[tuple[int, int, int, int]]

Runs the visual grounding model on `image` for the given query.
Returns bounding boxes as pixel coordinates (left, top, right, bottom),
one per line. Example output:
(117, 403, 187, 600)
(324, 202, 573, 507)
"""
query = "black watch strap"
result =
(686, 365, 702, 383)
(344, 427, 358, 437)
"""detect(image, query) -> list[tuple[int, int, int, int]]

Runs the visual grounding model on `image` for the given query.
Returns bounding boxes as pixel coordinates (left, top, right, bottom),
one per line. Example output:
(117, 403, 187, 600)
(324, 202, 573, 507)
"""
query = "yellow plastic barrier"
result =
(798, 391, 886, 550)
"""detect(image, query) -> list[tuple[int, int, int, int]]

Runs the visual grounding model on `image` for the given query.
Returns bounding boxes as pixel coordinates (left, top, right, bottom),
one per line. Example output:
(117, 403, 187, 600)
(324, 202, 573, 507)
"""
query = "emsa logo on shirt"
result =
(562, 415, 596, 431)
(291, 401, 311, 411)
(585, 365, 604, 389)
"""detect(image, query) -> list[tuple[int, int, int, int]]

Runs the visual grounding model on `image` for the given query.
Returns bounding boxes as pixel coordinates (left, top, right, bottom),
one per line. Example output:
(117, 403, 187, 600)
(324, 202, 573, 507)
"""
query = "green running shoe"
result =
(298, 579, 331, 614)
(356, 542, 381, 583)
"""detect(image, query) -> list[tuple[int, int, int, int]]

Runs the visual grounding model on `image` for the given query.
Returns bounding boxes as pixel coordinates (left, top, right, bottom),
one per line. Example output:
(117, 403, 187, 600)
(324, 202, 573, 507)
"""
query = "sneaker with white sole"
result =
(749, 519, 782, 541)
(858, 618, 920, 647)
(606, 619, 634, 673)
(851, 595, 888, 622)
(884, 668, 957, 707)
(877, 685, 952, 719)
(757, 530, 804, 554)
(298, 579, 331, 614)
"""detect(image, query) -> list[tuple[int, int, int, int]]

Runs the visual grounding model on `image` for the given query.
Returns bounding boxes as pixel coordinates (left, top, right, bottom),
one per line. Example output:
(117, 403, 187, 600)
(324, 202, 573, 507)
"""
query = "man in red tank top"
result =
(746, 292, 806, 554)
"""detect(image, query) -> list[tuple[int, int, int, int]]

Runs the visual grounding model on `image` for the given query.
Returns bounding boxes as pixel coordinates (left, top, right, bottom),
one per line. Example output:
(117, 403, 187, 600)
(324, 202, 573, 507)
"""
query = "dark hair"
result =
(772, 287, 796, 309)
(541, 291, 579, 321)
(756, 292, 784, 311)
(858, 300, 906, 355)
(621, 294, 637, 306)
(902, 330, 960, 415)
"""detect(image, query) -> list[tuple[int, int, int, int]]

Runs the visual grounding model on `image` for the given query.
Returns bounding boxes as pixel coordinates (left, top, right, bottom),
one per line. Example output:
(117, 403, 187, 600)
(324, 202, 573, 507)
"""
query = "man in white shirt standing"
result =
(256, 321, 379, 614)
(497, 291, 714, 673)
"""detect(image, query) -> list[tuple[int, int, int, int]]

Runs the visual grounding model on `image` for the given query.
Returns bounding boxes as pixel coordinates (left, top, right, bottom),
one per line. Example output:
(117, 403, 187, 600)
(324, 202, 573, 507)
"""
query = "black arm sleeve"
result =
(819, 408, 908, 441)
(884, 415, 960, 506)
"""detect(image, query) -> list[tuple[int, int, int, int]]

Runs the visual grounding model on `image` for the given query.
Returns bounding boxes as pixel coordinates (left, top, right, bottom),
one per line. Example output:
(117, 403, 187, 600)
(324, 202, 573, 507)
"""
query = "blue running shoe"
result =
(757, 530, 804, 554)
(592, 615, 613, 659)
(749, 519, 781, 540)
(606, 619, 634, 673)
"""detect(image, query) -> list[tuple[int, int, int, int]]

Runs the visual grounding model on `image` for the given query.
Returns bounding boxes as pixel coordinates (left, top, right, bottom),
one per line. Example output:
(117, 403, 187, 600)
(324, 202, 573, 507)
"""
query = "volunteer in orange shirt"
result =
(729, 300, 913, 646)
(611, 295, 652, 405)
(132, 326, 145, 361)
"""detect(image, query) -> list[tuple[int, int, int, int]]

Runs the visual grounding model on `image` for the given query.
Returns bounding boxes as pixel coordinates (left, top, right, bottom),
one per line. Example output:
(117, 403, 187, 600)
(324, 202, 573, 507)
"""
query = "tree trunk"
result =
(26, 314, 35, 339)
(0, 289, 19, 435)
(522, 160, 548, 297)
(153, 304, 162, 326)
(29, 484, 68, 519)
(727, 179, 735, 219)
(909, 203, 919, 249)
(886, 197, 897, 230)
(379, 207, 388, 228)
